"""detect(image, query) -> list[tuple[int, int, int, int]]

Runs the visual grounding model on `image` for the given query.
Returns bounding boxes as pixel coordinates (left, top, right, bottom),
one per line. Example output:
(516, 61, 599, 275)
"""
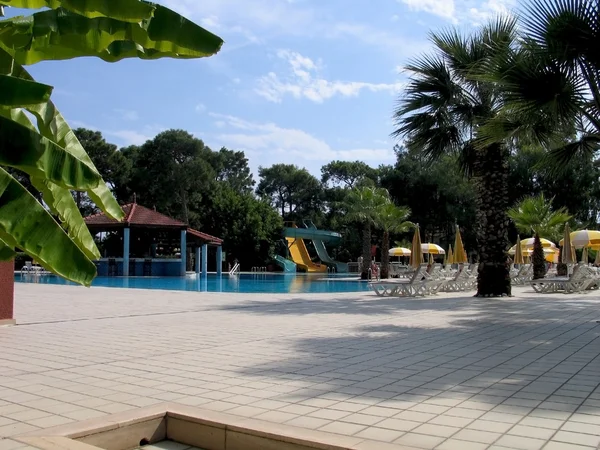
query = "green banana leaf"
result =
(0, 103, 104, 265)
(31, 178, 101, 260)
(1, 50, 124, 220)
(0, 166, 96, 285)
(0, 0, 154, 22)
(0, 237, 15, 260)
(0, 115, 103, 190)
(0, 6, 223, 65)
(0, 74, 52, 106)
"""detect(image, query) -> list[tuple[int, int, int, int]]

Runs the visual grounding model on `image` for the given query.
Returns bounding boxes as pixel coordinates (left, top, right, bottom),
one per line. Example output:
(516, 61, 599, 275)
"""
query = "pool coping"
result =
(14, 403, 410, 450)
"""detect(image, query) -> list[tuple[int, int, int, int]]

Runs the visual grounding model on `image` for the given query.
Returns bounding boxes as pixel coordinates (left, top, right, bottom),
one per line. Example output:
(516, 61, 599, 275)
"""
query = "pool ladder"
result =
(229, 262, 240, 276)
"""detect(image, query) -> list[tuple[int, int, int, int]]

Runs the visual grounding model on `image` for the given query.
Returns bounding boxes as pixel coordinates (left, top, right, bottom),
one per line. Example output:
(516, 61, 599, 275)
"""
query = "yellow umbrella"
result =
(410, 225, 423, 268)
(559, 230, 600, 248)
(389, 247, 411, 257)
(519, 247, 559, 263)
(562, 223, 575, 264)
(453, 225, 468, 264)
(421, 243, 446, 254)
(514, 235, 524, 265)
(518, 237, 556, 249)
(582, 247, 589, 264)
(447, 245, 454, 265)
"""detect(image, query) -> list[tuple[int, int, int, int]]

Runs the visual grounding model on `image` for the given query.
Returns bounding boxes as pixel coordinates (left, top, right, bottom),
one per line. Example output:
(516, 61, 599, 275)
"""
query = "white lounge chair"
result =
(371, 265, 443, 297)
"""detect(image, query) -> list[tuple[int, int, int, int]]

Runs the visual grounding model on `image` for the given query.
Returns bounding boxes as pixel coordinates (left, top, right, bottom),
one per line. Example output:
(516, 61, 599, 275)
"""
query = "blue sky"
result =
(21, 0, 512, 177)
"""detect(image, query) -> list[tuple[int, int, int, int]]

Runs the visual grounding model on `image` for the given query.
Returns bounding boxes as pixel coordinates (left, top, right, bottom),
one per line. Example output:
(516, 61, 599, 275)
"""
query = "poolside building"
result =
(84, 203, 223, 277)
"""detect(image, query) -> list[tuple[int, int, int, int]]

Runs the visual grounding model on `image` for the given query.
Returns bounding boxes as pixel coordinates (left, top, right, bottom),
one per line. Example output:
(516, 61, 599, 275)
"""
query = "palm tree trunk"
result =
(532, 233, 546, 279)
(473, 143, 511, 297)
(361, 222, 372, 280)
(381, 230, 390, 279)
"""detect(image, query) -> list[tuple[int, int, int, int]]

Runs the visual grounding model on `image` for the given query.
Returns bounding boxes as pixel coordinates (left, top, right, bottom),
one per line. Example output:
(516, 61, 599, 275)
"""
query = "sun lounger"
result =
(442, 265, 472, 292)
(530, 265, 599, 294)
(370, 265, 444, 297)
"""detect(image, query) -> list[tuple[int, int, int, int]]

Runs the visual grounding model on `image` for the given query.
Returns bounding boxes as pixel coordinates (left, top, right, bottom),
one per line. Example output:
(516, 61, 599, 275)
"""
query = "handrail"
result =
(229, 262, 240, 275)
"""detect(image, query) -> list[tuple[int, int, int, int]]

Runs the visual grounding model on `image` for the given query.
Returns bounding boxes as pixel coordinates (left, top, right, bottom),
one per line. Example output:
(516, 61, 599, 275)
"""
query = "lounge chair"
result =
(530, 265, 598, 294)
(371, 265, 443, 297)
(442, 265, 472, 292)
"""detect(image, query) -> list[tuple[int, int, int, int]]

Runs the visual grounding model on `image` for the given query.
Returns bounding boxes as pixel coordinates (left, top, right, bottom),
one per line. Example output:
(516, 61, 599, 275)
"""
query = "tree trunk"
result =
(473, 143, 511, 297)
(381, 230, 390, 279)
(532, 233, 547, 279)
(76, 191, 82, 210)
(361, 222, 372, 280)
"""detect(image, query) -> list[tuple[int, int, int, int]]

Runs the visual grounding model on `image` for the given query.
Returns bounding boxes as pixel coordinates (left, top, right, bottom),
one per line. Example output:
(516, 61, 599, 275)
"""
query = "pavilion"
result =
(84, 203, 223, 277)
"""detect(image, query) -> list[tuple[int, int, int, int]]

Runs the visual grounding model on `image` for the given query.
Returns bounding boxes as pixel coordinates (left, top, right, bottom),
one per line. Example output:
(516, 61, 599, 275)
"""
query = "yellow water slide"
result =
(286, 236, 327, 273)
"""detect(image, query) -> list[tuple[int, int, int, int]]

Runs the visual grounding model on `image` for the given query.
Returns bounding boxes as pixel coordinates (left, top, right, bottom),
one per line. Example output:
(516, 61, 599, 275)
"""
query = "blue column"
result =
(201, 243, 208, 275)
(195, 247, 201, 274)
(180, 229, 187, 276)
(123, 227, 130, 277)
(216, 246, 223, 275)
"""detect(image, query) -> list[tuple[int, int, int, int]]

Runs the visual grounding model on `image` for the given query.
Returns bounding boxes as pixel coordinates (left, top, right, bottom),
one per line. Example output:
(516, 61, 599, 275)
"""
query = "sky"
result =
(21, 0, 514, 178)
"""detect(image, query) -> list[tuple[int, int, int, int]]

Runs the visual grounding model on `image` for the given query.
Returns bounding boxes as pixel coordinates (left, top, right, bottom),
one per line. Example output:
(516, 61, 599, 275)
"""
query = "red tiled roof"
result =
(187, 228, 223, 245)
(85, 203, 186, 228)
(85, 204, 223, 244)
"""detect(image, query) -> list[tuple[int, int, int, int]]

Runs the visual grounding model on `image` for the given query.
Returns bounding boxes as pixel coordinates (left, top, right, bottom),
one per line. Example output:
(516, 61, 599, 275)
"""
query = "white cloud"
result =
(113, 109, 139, 121)
(395, 0, 515, 25)
(208, 113, 395, 163)
(107, 130, 150, 146)
(399, 0, 456, 21)
(195, 103, 207, 113)
(256, 50, 403, 103)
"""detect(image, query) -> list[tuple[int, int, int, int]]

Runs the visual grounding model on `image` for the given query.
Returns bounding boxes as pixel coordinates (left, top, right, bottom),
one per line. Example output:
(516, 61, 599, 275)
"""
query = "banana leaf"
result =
(0, 0, 155, 22)
(0, 115, 103, 190)
(0, 74, 52, 106)
(0, 104, 104, 263)
(0, 6, 223, 65)
(2, 51, 124, 220)
(0, 166, 96, 285)
(0, 237, 15, 260)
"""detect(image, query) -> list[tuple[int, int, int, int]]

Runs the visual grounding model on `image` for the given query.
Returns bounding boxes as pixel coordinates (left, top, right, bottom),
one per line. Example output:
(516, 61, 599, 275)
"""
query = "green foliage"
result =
(257, 164, 322, 221)
(321, 160, 378, 188)
(507, 194, 572, 242)
(0, 1, 222, 285)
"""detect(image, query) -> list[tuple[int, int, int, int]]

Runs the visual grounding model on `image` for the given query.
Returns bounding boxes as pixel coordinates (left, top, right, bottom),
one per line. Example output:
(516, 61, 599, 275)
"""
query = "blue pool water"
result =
(15, 273, 370, 294)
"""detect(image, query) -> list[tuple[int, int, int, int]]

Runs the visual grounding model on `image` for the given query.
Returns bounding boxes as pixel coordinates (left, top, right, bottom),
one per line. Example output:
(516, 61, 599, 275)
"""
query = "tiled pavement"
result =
(2, 284, 600, 449)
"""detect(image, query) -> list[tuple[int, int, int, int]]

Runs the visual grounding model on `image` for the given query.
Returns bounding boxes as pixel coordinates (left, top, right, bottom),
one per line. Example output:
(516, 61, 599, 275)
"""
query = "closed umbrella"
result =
(453, 225, 468, 263)
(582, 247, 589, 264)
(562, 223, 575, 264)
(595, 248, 600, 265)
(447, 245, 454, 265)
(514, 235, 524, 265)
(410, 225, 423, 268)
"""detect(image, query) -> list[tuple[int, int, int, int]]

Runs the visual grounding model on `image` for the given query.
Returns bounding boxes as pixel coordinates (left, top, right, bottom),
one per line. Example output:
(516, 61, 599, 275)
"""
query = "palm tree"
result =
(508, 194, 571, 279)
(482, 0, 600, 166)
(345, 186, 390, 279)
(374, 202, 413, 279)
(392, 19, 516, 296)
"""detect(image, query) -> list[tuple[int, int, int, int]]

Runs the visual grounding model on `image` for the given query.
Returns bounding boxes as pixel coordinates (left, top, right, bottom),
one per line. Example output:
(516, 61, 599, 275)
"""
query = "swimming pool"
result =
(15, 273, 370, 294)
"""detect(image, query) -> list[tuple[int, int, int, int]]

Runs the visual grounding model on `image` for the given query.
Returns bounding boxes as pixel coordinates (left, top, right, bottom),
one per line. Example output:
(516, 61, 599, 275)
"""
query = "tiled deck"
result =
(2, 283, 600, 450)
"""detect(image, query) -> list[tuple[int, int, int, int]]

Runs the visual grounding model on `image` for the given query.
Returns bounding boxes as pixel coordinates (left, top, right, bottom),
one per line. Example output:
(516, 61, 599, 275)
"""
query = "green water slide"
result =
(273, 254, 296, 273)
(282, 221, 347, 273)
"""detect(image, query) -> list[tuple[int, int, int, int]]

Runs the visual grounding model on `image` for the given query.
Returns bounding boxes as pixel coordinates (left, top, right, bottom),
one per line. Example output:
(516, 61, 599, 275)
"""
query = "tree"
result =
(0, 1, 223, 285)
(508, 194, 571, 279)
(374, 202, 413, 279)
(126, 130, 216, 225)
(321, 161, 378, 188)
(344, 187, 390, 279)
(393, 19, 516, 296)
(210, 147, 255, 194)
(257, 164, 322, 221)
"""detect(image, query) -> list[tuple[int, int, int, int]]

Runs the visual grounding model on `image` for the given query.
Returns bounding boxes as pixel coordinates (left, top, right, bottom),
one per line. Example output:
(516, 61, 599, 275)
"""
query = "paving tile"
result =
(452, 429, 502, 444)
(354, 426, 404, 442)
(412, 423, 460, 438)
(285, 416, 331, 429)
(436, 439, 489, 450)
(340, 413, 385, 426)
(552, 431, 600, 447)
(377, 418, 421, 432)
(307, 408, 351, 420)
(519, 416, 564, 429)
(318, 420, 366, 435)
(466, 419, 513, 433)
(507, 425, 556, 440)
(494, 435, 546, 450)
(543, 442, 595, 450)
(394, 432, 445, 449)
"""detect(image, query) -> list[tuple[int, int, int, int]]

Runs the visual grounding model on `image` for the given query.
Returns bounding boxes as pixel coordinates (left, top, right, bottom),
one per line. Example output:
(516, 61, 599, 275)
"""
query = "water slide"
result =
(286, 233, 327, 273)
(303, 220, 348, 273)
(283, 223, 346, 273)
(273, 254, 296, 273)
